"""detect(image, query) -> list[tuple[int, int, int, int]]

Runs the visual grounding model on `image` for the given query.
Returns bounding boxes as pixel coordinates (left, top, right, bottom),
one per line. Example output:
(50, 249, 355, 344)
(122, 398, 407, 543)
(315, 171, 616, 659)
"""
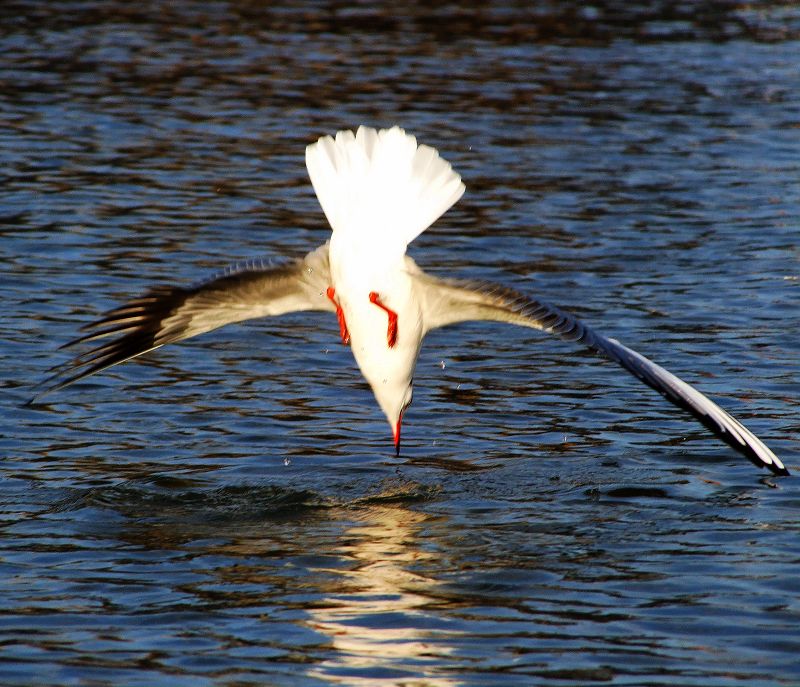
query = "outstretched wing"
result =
(414, 273, 788, 476)
(33, 243, 334, 400)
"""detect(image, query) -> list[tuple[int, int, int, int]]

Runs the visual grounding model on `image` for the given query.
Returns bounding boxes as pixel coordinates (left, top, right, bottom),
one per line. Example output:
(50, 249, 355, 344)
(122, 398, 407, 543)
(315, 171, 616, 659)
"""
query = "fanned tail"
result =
(305, 126, 465, 249)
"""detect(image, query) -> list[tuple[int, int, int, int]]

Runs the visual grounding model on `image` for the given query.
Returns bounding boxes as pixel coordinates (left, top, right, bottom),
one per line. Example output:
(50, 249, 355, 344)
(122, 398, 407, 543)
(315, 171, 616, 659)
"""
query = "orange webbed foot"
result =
(327, 286, 350, 345)
(369, 291, 398, 348)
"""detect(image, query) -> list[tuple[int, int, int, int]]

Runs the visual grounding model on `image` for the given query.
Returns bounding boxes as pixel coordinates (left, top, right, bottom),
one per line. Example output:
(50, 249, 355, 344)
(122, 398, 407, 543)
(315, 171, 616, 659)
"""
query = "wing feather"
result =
(415, 274, 787, 476)
(32, 244, 333, 399)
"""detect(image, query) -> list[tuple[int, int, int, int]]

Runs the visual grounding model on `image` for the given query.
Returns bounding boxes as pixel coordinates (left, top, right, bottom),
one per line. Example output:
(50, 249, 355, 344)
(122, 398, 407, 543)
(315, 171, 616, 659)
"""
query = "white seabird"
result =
(34, 126, 788, 476)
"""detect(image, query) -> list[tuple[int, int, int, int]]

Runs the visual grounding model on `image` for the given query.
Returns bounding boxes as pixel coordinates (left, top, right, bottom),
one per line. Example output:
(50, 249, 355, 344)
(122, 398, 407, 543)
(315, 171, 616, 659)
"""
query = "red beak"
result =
(393, 412, 403, 456)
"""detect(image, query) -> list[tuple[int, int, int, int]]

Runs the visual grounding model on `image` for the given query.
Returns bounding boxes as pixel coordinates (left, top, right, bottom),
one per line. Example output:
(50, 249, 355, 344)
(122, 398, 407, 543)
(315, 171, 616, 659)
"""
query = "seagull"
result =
(33, 125, 788, 476)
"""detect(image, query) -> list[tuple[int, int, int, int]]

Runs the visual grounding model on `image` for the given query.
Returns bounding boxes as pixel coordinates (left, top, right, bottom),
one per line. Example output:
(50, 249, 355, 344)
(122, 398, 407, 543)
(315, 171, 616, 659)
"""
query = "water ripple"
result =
(1, 1, 799, 685)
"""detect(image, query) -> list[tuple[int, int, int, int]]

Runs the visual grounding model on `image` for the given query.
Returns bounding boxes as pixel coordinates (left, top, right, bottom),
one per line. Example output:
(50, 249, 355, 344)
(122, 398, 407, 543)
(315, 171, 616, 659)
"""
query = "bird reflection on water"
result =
(102, 478, 459, 684)
(307, 499, 460, 686)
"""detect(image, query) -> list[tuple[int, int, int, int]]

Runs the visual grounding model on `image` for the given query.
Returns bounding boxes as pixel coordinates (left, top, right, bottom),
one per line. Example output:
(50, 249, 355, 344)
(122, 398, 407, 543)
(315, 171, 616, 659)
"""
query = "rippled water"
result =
(2, 2, 800, 685)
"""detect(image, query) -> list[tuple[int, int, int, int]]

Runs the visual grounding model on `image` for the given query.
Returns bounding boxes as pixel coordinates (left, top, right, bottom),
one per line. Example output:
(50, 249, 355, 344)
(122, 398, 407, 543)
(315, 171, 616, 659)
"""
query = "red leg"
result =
(327, 286, 350, 345)
(369, 291, 398, 348)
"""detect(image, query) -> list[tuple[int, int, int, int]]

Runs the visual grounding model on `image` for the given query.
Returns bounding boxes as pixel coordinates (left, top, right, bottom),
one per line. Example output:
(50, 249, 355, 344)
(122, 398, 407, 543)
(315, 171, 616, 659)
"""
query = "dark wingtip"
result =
(25, 379, 54, 407)
(23, 388, 52, 408)
(770, 463, 790, 477)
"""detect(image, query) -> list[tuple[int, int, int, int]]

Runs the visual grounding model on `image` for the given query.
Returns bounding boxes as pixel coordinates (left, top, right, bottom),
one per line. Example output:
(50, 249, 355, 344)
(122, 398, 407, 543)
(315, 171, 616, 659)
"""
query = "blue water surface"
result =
(2, 2, 799, 685)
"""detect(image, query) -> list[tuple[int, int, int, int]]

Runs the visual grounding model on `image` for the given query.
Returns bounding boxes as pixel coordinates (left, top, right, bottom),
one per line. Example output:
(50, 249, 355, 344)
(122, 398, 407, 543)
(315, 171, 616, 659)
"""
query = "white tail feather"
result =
(306, 126, 465, 249)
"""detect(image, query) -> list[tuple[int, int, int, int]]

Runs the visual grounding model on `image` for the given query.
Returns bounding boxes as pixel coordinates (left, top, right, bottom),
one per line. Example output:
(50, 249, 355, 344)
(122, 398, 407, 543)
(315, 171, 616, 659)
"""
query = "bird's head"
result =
(369, 375, 413, 456)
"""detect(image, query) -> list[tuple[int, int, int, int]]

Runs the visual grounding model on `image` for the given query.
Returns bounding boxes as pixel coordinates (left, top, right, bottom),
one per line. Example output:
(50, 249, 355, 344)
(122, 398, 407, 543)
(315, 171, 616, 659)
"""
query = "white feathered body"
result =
(306, 126, 465, 428)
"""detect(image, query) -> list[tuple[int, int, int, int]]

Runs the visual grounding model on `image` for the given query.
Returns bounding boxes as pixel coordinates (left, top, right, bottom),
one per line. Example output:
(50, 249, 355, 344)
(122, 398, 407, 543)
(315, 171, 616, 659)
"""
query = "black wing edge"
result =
(453, 280, 789, 477)
(27, 258, 303, 405)
(27, 283, 197, 404)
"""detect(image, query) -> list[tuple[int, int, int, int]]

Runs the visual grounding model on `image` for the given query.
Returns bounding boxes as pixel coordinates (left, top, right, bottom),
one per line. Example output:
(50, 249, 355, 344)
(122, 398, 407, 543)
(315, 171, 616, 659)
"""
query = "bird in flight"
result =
(34, 126, 787, 476)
